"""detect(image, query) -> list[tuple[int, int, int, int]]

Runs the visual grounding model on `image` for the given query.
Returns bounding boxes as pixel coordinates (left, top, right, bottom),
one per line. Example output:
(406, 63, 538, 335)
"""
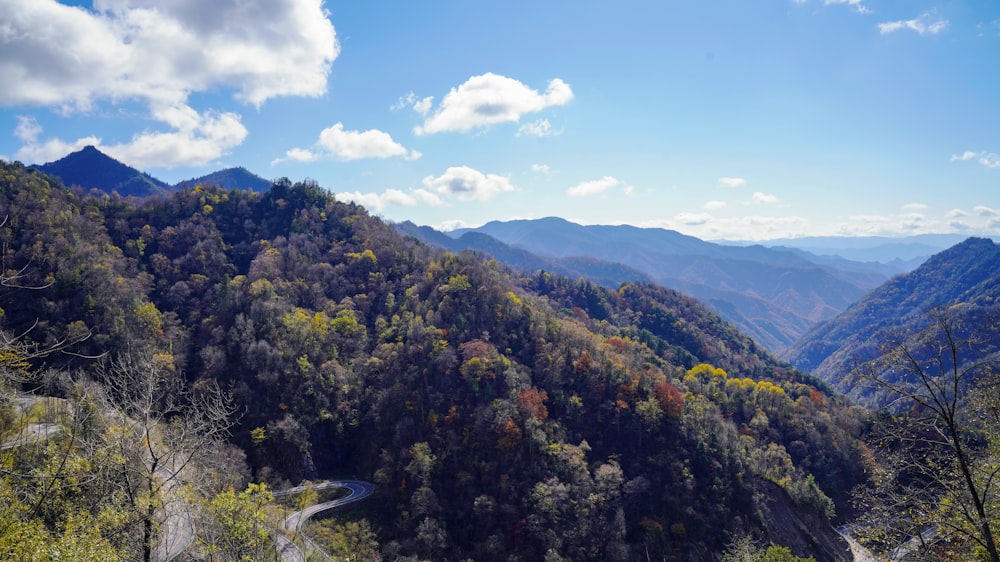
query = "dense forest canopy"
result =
(0, 161, 868, 560)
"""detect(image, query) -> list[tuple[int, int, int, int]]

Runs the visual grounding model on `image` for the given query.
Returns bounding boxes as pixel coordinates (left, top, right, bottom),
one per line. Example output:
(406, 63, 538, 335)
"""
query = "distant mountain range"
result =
(32, 146, 271, 197)
(398, 217, 910, 352)
(723, 234, 975, 265)
(784, 237, 1000, 398)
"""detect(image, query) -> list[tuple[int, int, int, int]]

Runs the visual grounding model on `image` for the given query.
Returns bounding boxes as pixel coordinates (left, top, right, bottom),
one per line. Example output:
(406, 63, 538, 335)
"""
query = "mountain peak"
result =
(34, 146, 171, 198)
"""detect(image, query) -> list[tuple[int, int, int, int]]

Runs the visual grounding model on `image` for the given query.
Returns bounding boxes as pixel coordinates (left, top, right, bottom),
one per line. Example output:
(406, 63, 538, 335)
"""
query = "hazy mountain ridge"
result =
(442, 217, 891, 351)
(395, 220, 655, 289)
(784, 237, 1000, 395)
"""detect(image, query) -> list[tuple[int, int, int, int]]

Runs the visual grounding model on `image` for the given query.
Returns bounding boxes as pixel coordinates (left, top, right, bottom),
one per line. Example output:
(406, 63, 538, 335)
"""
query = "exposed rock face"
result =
(760, 481, 853, 562)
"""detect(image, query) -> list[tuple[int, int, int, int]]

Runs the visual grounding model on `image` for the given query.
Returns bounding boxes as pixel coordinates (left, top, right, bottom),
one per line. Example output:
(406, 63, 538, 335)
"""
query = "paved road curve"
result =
(274, 480, 375, 562)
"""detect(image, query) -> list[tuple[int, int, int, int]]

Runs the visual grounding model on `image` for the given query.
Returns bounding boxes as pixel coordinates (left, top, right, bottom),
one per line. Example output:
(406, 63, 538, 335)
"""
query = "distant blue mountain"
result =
(420, 217, 900, 352)
(175, 167, 271, 192)
(33, 145, 172, 197)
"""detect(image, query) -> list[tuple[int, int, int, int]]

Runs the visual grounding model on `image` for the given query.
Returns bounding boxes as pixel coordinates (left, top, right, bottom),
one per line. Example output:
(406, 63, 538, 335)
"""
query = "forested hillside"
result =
(785, 237, 1000, 400)
(0, 161, 867, 560)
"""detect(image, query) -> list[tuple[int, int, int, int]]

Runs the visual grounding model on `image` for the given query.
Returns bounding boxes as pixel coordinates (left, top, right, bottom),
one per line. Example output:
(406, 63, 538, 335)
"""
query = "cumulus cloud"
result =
(829, 0, 870, 14)
(15, 133, 102, 164)
(517, 119, 558, 138)
(878, 12, 949, 35)
(567, 176, 623, 197)
(704, 200, 727, 210)
(752, 192, 779, 204)
(531, 164, 551, 173)
(415, 73, 573, 135)
(274, 122, 420, 164)
(422, 166, 516, 201)
(110, 105, 248, 168)
(1, 0, 338, 109)
(946, 208, 969, 219)
(17, 103, 250, 168)
(2, 0, 338, 167)
(975, 205, 998, 217)
(336, 188, 443, 211)
(952, 150, 1000, 169)
(718, 177, 746, 188)
(336, 166, 515, 212)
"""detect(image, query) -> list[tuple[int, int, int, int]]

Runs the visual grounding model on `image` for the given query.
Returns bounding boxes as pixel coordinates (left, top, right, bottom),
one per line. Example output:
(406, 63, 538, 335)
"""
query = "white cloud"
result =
(3, 0, 338, 167)
(1, 0, 339, 110)
(567, 176, 622, 197)
(517, 119, 559, 138)
(902, 202, 928, 210)
(14, 133, 103, 165)
(415, 73, 573, 135)
(422, 166, 516, 201)
(824, 0, 871, 14)
(946, 208, 969, 219)
(704, 200, 727, 210)
(752, 192, 779, 204)
(531, 164, 551, 173)
(638, 214, 810, 241)
(435, 219, 470, 232)
(879, 12, 949, 36)
(274, 148, 321, 165)
(14, 102, 248, 168)
(104, 104, 248, 168)
(674, 212, 713, 226)
(718, 177, 746, 188)
(392, 91, 434, 115)
(274, 122, 420, 165)
(336, 188, 443, 211)
(14, 116, 42, 143)
(975, 205, 998, 217)
(316, 123, 420, 161)
(952, 150, 1000, 169)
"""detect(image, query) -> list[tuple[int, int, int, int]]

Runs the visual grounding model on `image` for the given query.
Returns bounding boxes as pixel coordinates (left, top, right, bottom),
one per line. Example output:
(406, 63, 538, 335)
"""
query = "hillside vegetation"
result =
(784, 237, 1000, 400)
(0, 161, 866, 560)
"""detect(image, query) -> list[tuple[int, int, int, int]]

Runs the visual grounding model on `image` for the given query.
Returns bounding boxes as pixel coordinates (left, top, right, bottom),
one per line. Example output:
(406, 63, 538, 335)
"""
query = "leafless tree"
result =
(91, 347, 236, 562)
(854, 305, 1000, 561)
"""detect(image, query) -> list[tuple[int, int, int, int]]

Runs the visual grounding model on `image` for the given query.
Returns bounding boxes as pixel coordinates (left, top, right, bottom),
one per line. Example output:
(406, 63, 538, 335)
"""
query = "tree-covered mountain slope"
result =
(32, 145, 172, 197)
(441, 217, 889, 352)
(175, 166, 271, 192)
(784, 237, 1000, 396)
(1, 161, 866, 561)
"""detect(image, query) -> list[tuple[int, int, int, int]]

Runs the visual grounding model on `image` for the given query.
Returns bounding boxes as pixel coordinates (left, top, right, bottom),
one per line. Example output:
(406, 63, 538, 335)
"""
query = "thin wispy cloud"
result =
(718, 177, 746, 188)
(824, 0, 871, 15)
(752, 192, 779, 204)
(517, 119, 559, 138)
(878, 12, 949, 36)
(567, 176, 624, 197)
(952, 150, 1000, 169)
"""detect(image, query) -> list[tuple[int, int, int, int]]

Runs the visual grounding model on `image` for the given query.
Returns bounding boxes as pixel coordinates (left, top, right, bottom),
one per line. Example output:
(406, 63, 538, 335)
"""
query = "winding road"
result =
(272, 480, 375, 562)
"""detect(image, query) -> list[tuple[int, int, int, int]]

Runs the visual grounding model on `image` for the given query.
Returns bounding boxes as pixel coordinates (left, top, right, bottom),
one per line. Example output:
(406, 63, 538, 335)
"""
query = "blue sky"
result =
(1, 0, 998, 240)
